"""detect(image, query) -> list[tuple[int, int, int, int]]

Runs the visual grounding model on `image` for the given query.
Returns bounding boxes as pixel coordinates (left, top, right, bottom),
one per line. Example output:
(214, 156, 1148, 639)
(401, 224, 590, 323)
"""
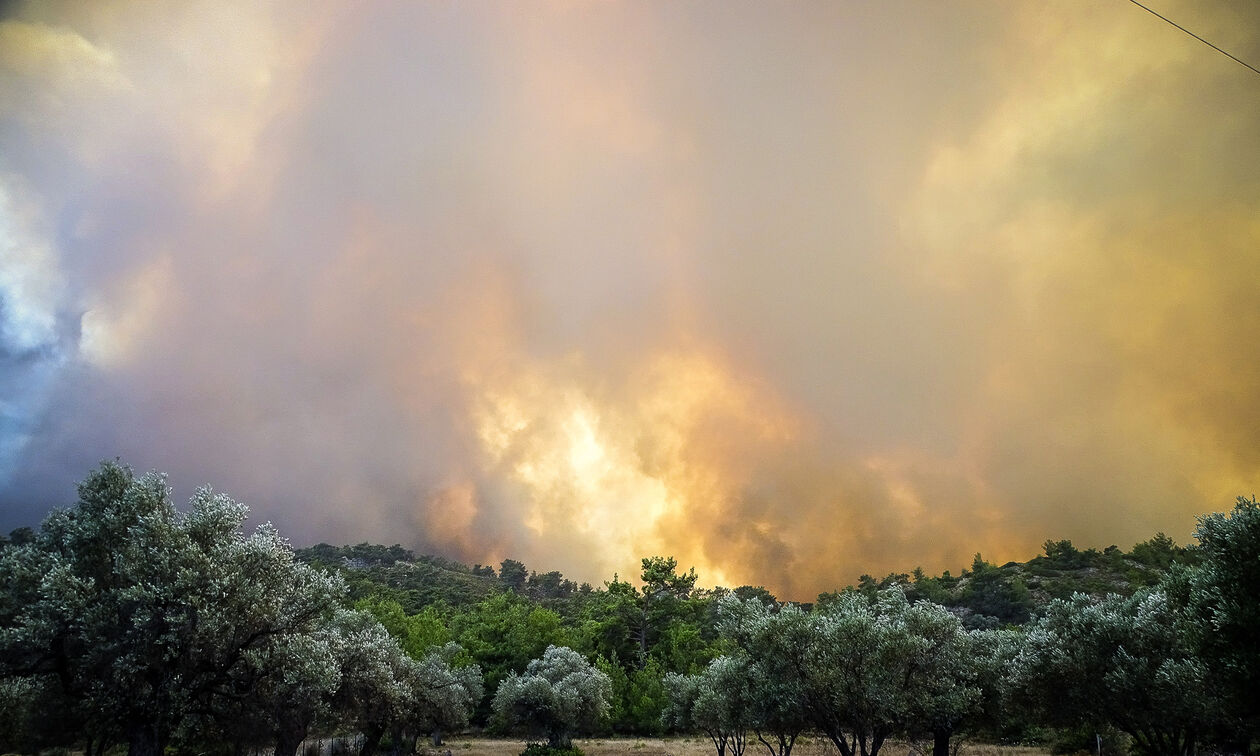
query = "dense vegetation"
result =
(2, 462, 1257, 756)
(0, 464, 482, 756)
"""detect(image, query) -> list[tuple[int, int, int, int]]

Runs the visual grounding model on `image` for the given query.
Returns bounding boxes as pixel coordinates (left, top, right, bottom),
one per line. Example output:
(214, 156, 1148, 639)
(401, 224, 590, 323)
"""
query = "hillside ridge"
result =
(295, 531, 1197, 627)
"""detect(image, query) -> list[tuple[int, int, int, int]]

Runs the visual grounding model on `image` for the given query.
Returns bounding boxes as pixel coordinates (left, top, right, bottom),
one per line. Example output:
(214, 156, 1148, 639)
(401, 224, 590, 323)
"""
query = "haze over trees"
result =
(2, 462, 1259, 756)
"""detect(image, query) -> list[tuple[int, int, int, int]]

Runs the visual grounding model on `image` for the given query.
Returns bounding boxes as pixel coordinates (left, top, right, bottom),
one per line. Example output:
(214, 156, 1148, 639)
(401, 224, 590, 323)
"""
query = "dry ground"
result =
(419, 737, 1049, 756)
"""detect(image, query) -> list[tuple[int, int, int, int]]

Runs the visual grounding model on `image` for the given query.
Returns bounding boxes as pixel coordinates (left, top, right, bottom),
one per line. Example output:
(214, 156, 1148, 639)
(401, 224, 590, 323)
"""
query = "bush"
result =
(493, 646, 612, 748)
(521, 743, 585, 756)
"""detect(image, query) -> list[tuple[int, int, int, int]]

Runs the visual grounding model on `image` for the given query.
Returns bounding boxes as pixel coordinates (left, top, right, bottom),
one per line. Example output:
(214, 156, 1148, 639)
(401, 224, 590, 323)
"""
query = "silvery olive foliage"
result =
(742, 647, 808, 756)
(894, 595, 987, 756)
(328, 609, 417, 756)
(964, 628, 1022, 741)
(407, 641, 485, 737)
(1010, 590, 1218, 756)
(203, 624, 343, 756)
(324, 609, 481, 756)
(716, 590, 985, 756)
(1184, 497, 1260, 731)
(0, 462, 345, 756)
(0, 462, 485, 756)
(663, 656, 753, 756)
(492, 645, 613, 747)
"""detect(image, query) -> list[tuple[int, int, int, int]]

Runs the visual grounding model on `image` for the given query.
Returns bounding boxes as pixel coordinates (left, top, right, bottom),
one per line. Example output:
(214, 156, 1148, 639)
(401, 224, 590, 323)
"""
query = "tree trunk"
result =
(95, 738, 110, 756)
(275, 719, 309, 756)
(757, 732, 798, 756)
(933, 728, 952, 756)
(432, 729, 444, 747)
(756, 730, 797, 756)
(778, 733, 797, 756)
(1180, 733, 1196, 756)
(548, 729, 573, 750)
(361, 723, 386, 756)
(127, 724, 165, 756)
(823, 732, 854, 756)
(708, 732, 727, 756)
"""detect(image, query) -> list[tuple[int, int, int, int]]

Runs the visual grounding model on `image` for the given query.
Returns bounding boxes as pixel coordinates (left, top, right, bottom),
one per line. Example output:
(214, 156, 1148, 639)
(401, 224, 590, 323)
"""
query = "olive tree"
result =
(1010, 591, 1217, 756)
(719, 590, 983, 756)
(399, 641, 484, 749)
(492, 645, 612, 748)
(1184, 497, 1260, 738)
(962, 628, 1024, 745)
(327, 609, 417, 756)
(896, 598, 984, 756)
(0, 462, 344, 756)
(709, 599, 807, 756)
(663, 656, 752, 756)
(744, 654, 808, 756)
(223, 630, 342, 756)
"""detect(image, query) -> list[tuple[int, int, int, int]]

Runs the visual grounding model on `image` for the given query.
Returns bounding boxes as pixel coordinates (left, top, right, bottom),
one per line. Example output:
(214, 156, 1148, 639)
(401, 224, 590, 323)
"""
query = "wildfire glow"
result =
(464, 349, 798, 587)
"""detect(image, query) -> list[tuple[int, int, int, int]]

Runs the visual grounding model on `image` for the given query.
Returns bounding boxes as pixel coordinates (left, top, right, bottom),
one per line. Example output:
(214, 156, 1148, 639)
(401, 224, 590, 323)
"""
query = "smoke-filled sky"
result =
(2, 1, 1259, 599)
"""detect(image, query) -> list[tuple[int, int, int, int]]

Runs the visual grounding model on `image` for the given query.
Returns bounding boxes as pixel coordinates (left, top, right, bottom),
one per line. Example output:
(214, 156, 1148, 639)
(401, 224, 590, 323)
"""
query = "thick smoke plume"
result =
(2, 1, 1258, 598)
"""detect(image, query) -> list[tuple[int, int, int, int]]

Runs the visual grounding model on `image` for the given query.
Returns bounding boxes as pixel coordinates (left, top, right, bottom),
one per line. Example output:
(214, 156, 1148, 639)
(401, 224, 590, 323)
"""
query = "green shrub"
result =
(520, 743, 585, 756)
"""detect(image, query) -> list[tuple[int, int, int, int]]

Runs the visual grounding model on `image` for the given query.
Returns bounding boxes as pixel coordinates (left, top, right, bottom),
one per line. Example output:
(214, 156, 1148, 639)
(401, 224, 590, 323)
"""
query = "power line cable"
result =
(1126, 0, 1260, 77)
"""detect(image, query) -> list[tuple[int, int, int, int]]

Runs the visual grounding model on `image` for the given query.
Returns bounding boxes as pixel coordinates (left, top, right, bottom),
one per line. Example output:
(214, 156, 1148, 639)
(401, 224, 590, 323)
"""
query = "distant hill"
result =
(825, 532, 1198, 627)
(296, 530, 1197, 627)
(296, 543, 502, 612)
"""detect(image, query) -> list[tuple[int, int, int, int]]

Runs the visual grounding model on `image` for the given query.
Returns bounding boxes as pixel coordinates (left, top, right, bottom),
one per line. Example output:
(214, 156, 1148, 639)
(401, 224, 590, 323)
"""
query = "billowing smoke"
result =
(2, 1, 1258, 599)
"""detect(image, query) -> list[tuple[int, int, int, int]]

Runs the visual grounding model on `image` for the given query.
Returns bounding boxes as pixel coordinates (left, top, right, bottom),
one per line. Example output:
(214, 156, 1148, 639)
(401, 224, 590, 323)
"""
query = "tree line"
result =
(2, 462, 1257, 756)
